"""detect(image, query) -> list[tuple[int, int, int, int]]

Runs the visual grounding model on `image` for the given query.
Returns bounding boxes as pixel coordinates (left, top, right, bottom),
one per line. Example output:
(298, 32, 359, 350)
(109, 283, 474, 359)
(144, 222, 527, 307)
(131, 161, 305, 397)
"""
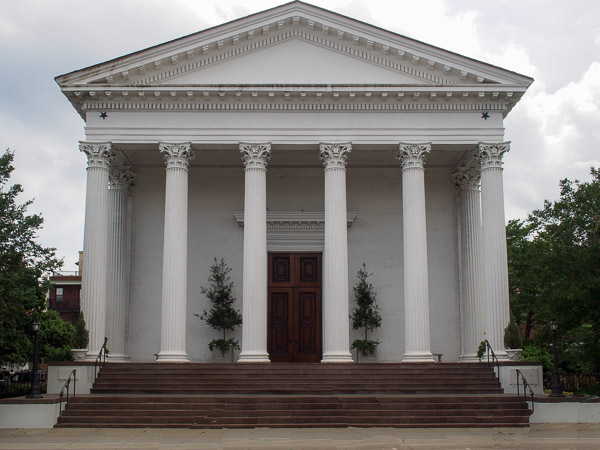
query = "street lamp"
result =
(26, 320, 43, 399)
(549, 318, 565, 398)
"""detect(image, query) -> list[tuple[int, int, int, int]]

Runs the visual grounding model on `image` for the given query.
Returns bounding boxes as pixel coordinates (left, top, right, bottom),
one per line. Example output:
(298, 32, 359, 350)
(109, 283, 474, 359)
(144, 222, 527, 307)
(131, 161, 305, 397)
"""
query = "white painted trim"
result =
(233, 211, 357, 252)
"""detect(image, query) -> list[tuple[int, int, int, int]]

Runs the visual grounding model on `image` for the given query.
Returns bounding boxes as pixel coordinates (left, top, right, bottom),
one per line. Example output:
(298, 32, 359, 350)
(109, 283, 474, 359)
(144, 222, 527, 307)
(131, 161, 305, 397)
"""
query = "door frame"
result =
(267, 252, 322, 363)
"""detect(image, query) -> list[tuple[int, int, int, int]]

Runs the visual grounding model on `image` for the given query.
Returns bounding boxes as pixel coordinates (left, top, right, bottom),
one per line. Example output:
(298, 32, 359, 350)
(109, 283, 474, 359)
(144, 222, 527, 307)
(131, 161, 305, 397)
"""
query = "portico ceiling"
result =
(113, 142, 473, 169)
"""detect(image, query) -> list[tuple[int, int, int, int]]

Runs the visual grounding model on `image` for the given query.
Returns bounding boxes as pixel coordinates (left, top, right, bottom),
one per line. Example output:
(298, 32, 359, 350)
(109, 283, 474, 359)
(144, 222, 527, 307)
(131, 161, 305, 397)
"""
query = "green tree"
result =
(350, 263, 382, 357)
(40, 310, 75, 362)
(0, 150, 62, 365)
(507, 167, 600, 373)
(195, 258, 242, 355)
(71, 311, 89, 349)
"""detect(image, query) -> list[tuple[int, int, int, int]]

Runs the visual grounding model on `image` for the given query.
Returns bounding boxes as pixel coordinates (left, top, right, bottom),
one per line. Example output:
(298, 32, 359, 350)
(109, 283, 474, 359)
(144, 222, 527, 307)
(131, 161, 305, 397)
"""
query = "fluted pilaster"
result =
(79, 141, 114, 359)
(106, 166, 135, 362)
(320, 143, 353, 363)
(477, 142, 511, 359)
(157, 142, 193, 362)
(238, 143, 271, 363)
(454, 166, 485, 361)
(397, 143, 434, 362)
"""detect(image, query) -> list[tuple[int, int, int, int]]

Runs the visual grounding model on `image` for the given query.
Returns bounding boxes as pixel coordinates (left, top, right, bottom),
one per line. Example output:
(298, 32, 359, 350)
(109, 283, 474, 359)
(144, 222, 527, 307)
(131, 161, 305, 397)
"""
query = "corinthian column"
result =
(320, 143, 353, 363)
(454, 166, 485, 361)
(79, 142, 114, 359)
(397, 143, 434, 362)
(238, 143, 271, 363)
(106, 166, 135, 361)
(157, 143, 193, 362)
(477, 142, 511, 359)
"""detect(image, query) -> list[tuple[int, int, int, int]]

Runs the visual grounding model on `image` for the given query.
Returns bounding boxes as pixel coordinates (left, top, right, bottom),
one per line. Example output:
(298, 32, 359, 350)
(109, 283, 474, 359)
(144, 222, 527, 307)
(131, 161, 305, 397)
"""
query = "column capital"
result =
(240, 142, 271, 169)
(159, 142, 194, 169)
(477, 141, 510, 169)
(319, 143, 352, 169)
(397, 142, 431, 169)
(453, 166, 481, 191)
(79, 142, 114, 169)
(109, 166, 136, 191)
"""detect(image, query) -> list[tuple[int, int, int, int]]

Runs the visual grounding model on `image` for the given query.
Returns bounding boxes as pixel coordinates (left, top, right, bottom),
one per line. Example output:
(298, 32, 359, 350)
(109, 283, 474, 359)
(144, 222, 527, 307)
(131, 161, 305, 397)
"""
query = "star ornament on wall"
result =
(481, 111, 490, 120)
(100, 112, 108, 120)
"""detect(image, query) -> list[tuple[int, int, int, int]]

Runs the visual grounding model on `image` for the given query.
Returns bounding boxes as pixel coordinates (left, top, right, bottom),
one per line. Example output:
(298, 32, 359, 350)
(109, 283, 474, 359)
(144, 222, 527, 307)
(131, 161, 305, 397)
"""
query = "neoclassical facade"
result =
(56, 1, 532, 363)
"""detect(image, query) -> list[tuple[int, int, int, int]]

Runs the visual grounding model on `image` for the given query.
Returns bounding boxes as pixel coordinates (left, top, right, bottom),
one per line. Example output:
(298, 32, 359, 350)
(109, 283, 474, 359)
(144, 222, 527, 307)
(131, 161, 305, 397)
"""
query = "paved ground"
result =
(1, 424, 600, 449)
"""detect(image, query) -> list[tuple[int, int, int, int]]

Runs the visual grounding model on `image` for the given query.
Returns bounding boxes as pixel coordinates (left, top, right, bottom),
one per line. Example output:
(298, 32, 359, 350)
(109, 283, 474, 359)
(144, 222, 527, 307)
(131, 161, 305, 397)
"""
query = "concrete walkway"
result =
(1, 424, 599, 449)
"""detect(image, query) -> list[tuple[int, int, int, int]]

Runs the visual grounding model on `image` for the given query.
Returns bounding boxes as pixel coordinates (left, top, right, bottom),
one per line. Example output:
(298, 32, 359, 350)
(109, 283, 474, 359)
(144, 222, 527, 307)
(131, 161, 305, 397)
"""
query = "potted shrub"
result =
(70, 312, 89, 361)
(350, 263, 382, 362)
(196, 258, 242, 361)
(504, 315, 523, 361)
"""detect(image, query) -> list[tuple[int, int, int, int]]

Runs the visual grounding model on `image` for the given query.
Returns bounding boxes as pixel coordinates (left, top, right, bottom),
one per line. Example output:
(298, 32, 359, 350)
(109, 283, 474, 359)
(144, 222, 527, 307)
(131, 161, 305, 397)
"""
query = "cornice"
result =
(233, 211, 358, 229)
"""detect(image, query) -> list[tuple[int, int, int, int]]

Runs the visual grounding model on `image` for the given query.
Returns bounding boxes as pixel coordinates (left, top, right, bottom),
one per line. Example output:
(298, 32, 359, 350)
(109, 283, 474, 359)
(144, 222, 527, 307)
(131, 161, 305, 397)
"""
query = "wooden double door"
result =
(268, 253, 322, 363)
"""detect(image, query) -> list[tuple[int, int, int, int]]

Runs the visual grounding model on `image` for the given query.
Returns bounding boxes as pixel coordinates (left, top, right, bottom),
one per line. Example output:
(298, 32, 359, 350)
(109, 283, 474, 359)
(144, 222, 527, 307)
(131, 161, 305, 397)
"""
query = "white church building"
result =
(55, 1, 532, 364)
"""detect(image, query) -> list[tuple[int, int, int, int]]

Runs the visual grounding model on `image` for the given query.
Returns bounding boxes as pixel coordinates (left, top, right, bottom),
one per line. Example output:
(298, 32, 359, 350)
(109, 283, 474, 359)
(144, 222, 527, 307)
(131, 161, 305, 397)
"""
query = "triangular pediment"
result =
(56, 1, 532, 117)
(164, 39, 430, 85)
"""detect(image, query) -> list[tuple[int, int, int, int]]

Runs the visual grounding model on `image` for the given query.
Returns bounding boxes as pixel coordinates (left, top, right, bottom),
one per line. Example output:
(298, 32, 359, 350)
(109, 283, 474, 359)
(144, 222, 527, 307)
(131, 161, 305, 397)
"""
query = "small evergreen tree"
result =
(350, 263, 382, 357)
(504, 314, 523, 349)
(196, 258, 242, 355)
(71, 311, 89, 349)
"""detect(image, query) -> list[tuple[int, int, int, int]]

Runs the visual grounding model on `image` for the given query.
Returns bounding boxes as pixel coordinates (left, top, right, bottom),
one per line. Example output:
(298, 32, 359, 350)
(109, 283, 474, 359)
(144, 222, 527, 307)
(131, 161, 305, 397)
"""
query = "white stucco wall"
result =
(127, 160, 460, 362)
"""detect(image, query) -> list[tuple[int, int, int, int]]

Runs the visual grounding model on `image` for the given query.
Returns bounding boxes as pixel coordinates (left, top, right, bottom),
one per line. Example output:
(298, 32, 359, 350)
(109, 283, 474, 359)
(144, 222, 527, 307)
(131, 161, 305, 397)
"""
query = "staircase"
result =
(56, 363, 531, 428)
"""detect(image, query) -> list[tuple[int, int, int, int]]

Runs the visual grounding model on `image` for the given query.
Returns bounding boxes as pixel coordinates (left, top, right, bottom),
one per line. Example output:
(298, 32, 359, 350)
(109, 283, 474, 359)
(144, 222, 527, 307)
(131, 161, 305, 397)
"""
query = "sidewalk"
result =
(1, 424, 599, 449)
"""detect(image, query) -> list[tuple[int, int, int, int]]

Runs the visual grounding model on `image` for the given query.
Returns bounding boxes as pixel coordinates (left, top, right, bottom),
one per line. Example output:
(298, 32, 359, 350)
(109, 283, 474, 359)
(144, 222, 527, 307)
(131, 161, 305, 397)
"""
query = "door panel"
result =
(268, 289, 292, 360)
(268, 253, 322, 363)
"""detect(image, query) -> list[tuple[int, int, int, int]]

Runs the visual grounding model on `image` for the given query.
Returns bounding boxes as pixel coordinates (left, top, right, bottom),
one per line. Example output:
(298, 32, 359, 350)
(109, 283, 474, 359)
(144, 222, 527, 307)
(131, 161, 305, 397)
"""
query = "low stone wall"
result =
(0, 397, 60, 428)
(531, 397, 600, 423)
(498, 362, 544, 394)
(47, 362, 95, 395)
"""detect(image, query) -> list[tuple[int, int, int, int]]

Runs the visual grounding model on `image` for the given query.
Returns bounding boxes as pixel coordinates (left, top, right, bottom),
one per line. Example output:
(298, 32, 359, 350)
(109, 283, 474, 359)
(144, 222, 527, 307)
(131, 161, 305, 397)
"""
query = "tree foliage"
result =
(195, 258, 242, 354)
(0, 150, 62, 365)
(350, 263, 382, 356)
(507, 168, 600, 373)
(71, 311, 89, 349)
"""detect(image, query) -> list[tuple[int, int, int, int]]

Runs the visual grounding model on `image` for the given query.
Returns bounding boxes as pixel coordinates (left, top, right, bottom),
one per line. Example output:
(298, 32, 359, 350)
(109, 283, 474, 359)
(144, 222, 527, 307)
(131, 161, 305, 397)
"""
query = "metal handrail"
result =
(93, 337, 108, 382)
(58, 369, 77, 418)
(516, 368, 535, 412)
(484, 340, 500, 383)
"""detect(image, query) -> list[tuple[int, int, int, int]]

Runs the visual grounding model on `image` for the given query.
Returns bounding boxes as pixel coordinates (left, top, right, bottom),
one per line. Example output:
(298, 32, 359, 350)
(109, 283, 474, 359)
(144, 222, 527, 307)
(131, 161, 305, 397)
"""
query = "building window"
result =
(56, 287, 63, 303)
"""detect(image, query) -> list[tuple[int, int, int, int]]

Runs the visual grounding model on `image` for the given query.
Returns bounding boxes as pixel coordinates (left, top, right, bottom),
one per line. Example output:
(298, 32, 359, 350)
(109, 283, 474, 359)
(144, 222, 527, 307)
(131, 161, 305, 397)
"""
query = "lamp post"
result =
(549, 318, 565, 398)
(26, 320, 43, 399)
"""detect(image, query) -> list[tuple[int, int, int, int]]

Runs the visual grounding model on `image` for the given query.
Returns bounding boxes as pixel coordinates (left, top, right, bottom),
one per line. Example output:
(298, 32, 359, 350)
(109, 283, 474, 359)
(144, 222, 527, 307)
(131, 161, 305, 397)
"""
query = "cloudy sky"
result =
(2, 0, 599, 270)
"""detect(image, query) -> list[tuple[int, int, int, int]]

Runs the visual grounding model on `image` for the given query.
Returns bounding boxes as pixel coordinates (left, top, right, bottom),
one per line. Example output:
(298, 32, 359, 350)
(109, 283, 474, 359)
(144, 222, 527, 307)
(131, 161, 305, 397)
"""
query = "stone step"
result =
(55, 362, 530, 429)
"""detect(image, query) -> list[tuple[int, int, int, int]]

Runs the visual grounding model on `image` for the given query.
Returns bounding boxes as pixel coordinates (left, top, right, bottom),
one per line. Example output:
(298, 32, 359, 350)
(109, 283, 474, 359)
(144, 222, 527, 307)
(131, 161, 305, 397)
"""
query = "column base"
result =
(402, 351, 435, 362)
(459, 354, 481, 362)
(156, 351, 189, 362)
(493, 350, 509, 361)
(84, 351, 99, 362)
(238, 351, 270, 363)
(321, 351, 354, 363)
(107, 353, 130, 362)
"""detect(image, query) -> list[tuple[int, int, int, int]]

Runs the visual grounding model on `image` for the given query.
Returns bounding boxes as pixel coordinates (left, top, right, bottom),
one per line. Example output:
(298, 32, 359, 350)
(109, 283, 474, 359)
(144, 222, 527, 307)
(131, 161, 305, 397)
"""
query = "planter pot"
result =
(212, 345, 234, 363)
(356, 348, 377, 363)
(71, 349, 88, 361)
(506, 348, 523, 361)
